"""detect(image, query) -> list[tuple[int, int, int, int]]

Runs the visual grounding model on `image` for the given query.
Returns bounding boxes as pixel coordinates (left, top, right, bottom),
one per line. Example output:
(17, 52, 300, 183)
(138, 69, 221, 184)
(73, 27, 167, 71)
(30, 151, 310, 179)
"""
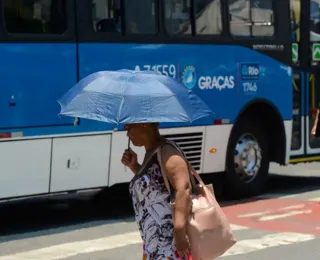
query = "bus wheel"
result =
(225, 120, 269, 199)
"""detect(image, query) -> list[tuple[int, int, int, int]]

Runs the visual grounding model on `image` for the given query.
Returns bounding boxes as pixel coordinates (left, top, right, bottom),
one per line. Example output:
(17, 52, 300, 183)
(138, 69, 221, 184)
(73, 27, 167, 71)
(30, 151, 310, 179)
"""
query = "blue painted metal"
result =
(0, 43, 292, 137)
(0, 43, 77, 129)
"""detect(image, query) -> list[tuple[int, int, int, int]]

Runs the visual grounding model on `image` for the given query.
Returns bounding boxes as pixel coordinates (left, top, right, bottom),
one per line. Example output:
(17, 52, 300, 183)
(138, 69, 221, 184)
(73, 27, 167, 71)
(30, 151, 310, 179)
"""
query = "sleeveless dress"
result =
(129, 141, 185, 260)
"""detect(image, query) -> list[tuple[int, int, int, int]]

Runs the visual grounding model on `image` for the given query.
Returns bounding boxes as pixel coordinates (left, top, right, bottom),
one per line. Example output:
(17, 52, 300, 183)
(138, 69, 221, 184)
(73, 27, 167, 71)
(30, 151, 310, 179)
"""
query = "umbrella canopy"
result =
(58, 69, 212, 124)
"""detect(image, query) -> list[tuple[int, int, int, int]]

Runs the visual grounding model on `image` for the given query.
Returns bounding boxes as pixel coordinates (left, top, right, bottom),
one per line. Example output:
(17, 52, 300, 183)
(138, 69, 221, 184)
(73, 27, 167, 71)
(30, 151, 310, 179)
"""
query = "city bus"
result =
(0, 0, 294, 202)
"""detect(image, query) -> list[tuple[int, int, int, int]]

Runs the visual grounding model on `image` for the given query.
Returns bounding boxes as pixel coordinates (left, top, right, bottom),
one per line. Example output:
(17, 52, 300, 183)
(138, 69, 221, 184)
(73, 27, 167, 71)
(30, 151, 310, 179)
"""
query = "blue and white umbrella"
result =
(58, 69, 212, 124)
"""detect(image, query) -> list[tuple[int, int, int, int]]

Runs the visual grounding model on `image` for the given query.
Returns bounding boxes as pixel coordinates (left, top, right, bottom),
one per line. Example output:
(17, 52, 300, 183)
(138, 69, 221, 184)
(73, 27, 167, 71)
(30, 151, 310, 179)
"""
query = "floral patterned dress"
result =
(129, 141, 187, 260)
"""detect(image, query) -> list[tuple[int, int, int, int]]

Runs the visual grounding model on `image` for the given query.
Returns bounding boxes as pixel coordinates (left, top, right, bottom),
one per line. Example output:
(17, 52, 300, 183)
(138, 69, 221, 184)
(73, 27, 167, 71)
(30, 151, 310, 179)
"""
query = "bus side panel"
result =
(0, 139, 51, 199)
(49, 134, 111, 192)
(78, 43, 292, 126)
(0, 43, 78, 199)
(0, 43, 77, 129)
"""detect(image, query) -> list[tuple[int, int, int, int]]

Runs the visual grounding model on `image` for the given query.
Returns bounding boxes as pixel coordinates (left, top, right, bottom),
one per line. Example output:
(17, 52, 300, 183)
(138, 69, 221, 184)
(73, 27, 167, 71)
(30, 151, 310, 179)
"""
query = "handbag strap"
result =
(156, 141, 205, 199)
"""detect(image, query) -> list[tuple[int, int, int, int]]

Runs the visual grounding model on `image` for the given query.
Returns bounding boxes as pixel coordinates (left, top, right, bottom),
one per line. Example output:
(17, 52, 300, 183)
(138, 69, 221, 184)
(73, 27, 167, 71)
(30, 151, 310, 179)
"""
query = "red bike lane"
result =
(223, 197, 320, 236)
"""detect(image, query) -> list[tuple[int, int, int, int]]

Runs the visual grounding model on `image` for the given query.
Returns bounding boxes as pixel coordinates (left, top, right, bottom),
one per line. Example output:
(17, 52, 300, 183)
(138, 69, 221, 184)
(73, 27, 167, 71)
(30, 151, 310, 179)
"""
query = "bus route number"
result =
(134, 65, 176, 78)
(243, 82, 257, 93)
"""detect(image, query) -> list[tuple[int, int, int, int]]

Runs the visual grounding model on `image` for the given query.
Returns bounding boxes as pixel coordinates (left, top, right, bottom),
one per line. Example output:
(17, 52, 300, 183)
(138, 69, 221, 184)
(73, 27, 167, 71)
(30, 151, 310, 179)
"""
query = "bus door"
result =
(290, 0, 305, 156)
(291, 0, 320, 160)
(306, 0, 320, 156)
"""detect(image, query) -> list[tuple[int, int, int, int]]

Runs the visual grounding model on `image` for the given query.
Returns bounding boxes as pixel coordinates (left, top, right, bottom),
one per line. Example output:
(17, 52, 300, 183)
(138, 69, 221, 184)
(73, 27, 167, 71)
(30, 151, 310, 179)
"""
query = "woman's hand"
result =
(174, 229, 191, 258)
(121, 148, 140, 174)
(311, 125, 317, 135)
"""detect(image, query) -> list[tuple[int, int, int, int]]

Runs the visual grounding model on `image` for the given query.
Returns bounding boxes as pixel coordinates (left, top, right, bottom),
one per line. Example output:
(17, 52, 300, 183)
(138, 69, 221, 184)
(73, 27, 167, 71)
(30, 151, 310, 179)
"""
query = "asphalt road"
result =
(0, 162, 319, 260)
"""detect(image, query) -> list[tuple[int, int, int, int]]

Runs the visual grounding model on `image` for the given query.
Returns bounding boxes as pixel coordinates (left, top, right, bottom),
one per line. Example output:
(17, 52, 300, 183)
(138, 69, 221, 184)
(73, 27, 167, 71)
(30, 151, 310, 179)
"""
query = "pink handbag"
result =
(157, 146, 236, 260)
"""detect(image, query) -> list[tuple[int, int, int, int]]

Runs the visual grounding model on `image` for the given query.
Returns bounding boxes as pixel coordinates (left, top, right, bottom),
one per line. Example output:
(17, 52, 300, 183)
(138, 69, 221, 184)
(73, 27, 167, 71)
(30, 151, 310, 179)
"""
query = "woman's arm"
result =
(160, 144, 191, 233)
(314, 109, 319, 126)
(130, 163, 142, 175)
(312, 109, 320, 135)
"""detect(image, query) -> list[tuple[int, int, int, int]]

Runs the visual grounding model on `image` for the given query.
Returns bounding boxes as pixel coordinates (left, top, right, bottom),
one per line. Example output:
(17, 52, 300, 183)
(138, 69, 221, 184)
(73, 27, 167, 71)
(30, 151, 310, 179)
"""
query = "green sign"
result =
(312, 43, 320, 61)
(292, 43, 298, 62)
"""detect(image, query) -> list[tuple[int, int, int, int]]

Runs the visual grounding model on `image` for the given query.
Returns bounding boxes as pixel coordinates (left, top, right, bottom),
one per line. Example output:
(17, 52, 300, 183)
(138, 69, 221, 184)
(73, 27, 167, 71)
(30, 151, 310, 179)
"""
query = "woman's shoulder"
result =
(159, 140, 187, 164)
(162, 139, 181, 151)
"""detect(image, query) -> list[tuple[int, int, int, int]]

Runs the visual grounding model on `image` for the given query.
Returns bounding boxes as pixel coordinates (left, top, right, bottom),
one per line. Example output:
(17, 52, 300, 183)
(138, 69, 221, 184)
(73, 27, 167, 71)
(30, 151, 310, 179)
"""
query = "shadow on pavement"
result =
(0, 184, 135, 243)
(266, 173, 320, 195)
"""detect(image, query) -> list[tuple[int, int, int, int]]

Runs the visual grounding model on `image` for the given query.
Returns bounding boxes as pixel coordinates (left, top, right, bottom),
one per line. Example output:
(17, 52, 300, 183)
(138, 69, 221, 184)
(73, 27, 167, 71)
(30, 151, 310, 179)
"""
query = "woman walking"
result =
(58, 69, 218, 259)
(121, 122, 192, 260)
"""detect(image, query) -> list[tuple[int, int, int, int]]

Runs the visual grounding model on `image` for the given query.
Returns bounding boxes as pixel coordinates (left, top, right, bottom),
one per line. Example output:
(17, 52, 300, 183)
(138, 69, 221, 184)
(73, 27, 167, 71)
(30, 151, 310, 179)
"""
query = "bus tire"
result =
(224, 119, 269, 199)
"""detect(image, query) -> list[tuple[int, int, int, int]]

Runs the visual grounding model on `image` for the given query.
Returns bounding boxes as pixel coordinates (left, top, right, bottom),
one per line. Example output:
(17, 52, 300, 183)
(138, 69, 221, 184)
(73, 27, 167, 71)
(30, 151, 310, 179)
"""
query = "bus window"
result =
(251, 0, 274, 37)
(228, 0, 250, 36)
(194, 0, 222, 35)
(310, 0, 320, 42)
(164, 0, 192, 35)
(3, 0, 66, 34)
(228, 0, 274, 37)
(125, 0, 158, 34)
(92, 0, 122, 33)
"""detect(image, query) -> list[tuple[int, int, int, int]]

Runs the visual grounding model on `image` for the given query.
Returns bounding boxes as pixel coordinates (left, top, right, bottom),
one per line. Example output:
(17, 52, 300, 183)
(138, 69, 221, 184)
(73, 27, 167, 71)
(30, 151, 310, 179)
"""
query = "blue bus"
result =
(0, 0, 295, 202)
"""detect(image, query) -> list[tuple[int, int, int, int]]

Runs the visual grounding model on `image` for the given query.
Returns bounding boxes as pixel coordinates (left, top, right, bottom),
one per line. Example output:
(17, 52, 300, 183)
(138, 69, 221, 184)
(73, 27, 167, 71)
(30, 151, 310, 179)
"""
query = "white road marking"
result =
(256, 193, 296, 199)
(256, 192, 320, 201)
(282, 204, 305, 210)
(308, 197, 320, 202)
(230, 224, 249, 231)
(238, 211, 270, 218)
(238, 204, 312, 221)
(0, 227, 315, 260)
(258, 210, 312, 221)
(0, 232, 142, 260)
(222, 233, 315, 257)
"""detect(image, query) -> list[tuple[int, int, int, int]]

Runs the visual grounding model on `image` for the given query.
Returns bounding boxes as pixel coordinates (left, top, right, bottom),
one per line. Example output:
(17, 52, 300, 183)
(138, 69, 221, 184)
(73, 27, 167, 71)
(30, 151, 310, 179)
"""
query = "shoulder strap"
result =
(156, 141, 205, 198)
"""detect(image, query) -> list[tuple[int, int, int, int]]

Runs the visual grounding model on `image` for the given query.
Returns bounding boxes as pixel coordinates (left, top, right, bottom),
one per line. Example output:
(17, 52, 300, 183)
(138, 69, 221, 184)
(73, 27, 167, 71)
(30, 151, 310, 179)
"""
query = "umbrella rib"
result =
(117, 97, 124, 125)
(83, 89, 175, 97)
(117, 75, 126, 124)
(83, 85, 177, 97)
(117, 73, 134, 124)
(169, 95, 192, 122)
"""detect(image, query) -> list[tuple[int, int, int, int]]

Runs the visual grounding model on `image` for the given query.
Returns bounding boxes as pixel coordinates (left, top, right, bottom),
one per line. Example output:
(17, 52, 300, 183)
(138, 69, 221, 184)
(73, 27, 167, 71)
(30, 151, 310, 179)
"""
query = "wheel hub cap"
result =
(234, 134, 262, 183)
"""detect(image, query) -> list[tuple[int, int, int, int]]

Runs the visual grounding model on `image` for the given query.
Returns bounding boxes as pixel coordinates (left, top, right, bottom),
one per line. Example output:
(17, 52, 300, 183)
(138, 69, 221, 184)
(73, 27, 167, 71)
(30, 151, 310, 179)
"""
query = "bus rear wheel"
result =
(224, 120, 269, 199)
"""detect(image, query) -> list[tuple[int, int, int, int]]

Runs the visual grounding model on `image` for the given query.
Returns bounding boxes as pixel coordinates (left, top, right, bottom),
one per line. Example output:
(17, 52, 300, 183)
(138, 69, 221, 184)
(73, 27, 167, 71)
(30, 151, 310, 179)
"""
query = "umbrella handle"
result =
(124, 138, 131, 172)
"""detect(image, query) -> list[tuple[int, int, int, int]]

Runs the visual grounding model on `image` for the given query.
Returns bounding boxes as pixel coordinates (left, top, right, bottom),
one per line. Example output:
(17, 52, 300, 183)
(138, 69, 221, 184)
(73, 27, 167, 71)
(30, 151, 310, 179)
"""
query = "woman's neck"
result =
(145, 135, 166, 153)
